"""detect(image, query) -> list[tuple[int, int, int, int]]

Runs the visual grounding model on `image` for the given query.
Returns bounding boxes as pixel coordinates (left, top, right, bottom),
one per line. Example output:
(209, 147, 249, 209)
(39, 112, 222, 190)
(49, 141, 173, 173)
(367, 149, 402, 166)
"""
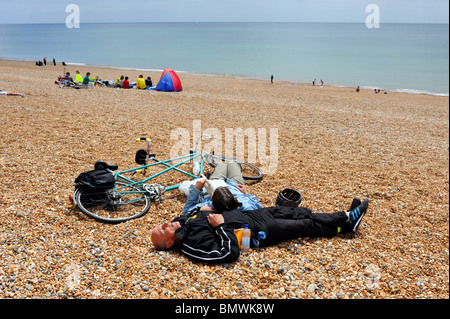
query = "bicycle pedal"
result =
(143, 184, 165, 196)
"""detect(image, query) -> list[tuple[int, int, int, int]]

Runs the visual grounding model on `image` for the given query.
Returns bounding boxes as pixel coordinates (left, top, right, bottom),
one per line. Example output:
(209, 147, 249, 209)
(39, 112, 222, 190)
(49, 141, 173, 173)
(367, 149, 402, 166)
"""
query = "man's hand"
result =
(207, 214, 224, 228)
(236, 184, 248, 195)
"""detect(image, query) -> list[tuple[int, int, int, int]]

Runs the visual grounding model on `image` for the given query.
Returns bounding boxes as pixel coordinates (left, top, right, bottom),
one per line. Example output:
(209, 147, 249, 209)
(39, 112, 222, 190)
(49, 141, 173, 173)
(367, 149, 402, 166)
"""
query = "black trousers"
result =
(244, 206, 348, 246)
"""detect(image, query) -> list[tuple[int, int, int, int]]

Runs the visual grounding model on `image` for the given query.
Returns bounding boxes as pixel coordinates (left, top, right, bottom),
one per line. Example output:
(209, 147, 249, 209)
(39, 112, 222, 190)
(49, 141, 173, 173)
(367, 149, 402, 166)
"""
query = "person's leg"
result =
(269, 217, 339, 243)
(270, 206, 348, 227)
(267, 199, 370, 242)
(248, 206, 350, 246)
(246, 207, 343, 246)
(226, 162, 245, 185)
(274, 206, 346, 240)
(210, 162, 228, 180)
(246, 199, 369, 246)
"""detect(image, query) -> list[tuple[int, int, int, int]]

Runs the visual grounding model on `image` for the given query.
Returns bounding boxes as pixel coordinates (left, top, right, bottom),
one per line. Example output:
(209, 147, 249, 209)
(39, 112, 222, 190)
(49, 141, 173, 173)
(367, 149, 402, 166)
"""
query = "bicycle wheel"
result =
(206, 154, 264, 181)
(74, 181, 151, 224)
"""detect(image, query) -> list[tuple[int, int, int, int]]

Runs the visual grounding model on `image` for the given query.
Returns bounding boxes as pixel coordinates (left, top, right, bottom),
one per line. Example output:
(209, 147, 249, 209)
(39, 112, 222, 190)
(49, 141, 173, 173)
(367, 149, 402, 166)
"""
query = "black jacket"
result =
(173, 209, 250, 264)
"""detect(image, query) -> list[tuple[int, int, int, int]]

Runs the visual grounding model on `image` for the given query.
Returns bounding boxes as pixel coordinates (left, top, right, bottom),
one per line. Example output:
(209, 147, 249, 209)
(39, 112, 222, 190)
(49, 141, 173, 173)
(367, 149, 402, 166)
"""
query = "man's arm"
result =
(182, 179, 211, 215)
(181, 184, 202, 215)
(179, 214, 240, 263)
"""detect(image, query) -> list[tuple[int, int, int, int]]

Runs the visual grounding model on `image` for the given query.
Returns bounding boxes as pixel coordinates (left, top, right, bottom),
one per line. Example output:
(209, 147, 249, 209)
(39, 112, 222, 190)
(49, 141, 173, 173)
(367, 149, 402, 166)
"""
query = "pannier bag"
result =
(75, 169, 116, 190)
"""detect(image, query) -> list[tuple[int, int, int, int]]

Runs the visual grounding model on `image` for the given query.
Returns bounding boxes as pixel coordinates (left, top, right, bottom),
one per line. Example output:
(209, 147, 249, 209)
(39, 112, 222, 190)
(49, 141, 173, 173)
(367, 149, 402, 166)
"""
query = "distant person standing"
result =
(356, 86, 360, 92)
(271, 74, 274, 84)
(320, 79, 324, 86)
(53, 58, 56, 66)
(43, 57, 47, 66)
(313, 79, 316, 86)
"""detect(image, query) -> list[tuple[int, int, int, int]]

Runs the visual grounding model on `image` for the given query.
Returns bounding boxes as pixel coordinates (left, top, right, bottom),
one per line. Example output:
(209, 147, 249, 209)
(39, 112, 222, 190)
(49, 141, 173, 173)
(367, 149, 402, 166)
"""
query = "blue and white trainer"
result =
(346, 198, 369, 233)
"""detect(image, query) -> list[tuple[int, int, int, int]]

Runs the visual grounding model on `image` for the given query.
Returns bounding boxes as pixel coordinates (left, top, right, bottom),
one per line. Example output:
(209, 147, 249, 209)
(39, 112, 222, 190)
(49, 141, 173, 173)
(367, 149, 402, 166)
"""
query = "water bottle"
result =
(241, 224, 251, 252)
(193, 160, 200, 176)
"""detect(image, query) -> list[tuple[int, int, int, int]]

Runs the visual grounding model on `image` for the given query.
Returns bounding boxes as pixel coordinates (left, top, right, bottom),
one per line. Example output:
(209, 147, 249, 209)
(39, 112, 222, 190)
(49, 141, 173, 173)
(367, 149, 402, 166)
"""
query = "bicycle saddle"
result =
(135, 149, 156, 165)
(94, 160, 118, 171)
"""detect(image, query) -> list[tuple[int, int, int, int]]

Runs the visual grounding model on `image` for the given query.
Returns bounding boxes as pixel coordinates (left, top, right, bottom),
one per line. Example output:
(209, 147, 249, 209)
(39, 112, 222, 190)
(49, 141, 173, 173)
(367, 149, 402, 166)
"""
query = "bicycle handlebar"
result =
(193, 134, 215, 151)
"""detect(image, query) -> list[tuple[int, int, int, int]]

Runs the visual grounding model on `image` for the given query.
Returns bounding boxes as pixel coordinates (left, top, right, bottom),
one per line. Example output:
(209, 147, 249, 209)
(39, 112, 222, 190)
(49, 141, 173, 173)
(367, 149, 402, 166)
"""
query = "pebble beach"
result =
(0, 59, 448, 300)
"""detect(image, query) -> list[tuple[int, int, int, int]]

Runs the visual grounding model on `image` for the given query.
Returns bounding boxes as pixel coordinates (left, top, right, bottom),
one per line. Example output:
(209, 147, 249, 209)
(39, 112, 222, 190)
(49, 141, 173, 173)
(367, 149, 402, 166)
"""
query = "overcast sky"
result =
(0, 0, 448, 24)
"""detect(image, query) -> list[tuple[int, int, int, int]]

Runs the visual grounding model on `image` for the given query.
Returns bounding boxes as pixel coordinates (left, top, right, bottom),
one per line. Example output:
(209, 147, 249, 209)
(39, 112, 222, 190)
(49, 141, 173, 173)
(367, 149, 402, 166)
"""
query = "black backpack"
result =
(75, 169, 115, 190)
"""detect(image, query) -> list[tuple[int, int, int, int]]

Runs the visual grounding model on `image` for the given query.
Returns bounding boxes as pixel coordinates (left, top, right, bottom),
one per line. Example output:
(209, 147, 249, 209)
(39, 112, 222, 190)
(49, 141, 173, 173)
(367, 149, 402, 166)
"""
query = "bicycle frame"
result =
(114, 150, 206, 194)
(73, 134, 262, 223)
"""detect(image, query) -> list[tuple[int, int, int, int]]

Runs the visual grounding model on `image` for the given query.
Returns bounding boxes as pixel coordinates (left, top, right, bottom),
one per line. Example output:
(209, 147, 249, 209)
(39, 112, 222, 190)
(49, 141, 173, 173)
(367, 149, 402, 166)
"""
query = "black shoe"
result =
(348, 198, 369, 233)
(349, 197, 362, 211)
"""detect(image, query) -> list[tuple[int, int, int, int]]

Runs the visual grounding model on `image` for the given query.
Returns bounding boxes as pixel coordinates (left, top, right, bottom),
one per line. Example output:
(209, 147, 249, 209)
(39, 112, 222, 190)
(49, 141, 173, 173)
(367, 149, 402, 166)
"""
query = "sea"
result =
(0, 22, 448, 96)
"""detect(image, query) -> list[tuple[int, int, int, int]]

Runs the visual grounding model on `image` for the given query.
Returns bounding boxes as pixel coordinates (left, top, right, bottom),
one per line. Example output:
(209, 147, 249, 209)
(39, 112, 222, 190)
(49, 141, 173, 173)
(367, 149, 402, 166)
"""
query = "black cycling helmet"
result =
(275, 188, 302, 207)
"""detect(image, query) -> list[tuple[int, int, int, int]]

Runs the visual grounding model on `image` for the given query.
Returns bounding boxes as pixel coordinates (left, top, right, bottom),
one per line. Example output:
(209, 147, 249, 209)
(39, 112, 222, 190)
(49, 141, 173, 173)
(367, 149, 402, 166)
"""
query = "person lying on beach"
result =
(64, 72, 74, 83)
(151, 192, 369, 264)
(55, 72, 73, 85)
(181, 162, 262, 216)
(0, 90, 25, 97)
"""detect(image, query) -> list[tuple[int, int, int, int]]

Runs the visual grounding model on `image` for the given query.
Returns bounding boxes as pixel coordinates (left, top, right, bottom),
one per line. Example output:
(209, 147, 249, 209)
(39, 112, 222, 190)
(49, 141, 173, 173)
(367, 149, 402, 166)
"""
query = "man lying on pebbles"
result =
(0, 89, 25, 97)
(151, 188, 369, 264)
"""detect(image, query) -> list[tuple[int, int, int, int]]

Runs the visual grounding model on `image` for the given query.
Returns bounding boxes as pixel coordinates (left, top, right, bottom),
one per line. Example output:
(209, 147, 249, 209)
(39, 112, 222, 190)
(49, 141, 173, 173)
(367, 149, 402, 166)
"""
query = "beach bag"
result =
(75, 169, 115, 190)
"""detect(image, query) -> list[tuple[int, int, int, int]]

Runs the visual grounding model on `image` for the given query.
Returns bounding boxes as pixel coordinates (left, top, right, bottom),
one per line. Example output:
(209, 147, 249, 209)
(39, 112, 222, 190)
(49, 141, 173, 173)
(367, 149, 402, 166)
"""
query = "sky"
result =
(0, 0, 448, 24)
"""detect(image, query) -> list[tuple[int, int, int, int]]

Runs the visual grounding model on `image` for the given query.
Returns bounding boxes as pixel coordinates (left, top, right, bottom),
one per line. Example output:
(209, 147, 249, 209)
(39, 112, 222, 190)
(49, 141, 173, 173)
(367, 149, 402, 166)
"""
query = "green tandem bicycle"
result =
(71, 135, 263, 224)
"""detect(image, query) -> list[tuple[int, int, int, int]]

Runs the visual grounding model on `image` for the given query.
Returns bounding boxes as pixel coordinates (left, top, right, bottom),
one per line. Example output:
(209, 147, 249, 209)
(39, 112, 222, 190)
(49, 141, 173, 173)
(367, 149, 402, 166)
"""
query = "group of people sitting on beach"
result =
(55, 70, 154, 90)
(55, 71, 99, 88)
(114, 75, 153, 89)
(35, 57, 63, 67)
(355, 86, 388, 94)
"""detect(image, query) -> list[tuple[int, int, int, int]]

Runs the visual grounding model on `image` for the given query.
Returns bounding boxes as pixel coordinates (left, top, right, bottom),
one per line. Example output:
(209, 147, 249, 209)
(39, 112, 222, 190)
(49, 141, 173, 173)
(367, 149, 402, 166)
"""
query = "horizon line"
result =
(0, 21, 449, 26)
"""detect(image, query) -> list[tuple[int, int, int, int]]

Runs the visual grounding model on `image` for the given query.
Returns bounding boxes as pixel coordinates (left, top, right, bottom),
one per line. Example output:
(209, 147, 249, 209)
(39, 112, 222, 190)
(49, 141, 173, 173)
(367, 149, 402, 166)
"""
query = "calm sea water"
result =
(0, 23, 448, 95)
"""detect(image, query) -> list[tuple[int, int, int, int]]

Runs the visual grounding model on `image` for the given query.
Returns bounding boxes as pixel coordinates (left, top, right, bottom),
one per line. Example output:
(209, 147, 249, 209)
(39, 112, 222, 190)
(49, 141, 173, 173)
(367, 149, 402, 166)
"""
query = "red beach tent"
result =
(154, 68, 183, 92)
